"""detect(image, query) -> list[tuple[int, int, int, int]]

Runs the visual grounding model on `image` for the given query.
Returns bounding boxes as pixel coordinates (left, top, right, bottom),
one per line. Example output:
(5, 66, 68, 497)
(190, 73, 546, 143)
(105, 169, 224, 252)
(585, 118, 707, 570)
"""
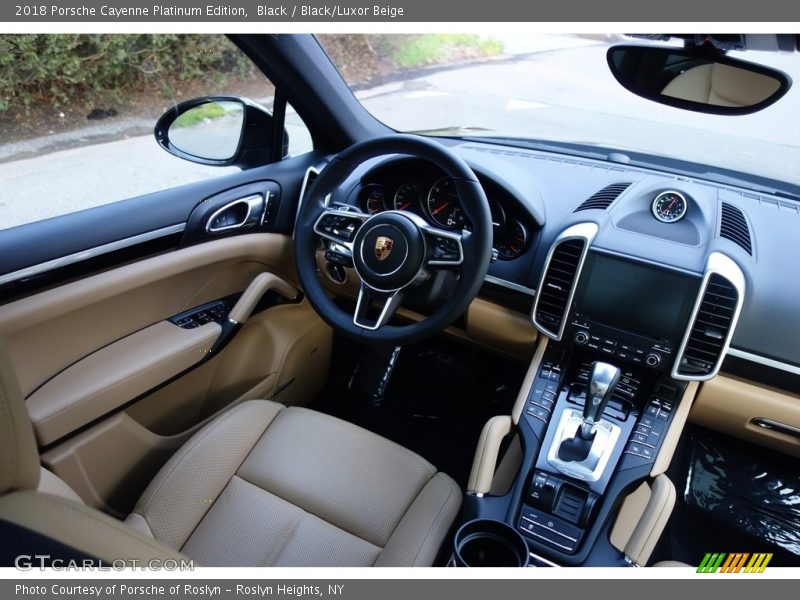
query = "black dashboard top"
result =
(331, 139, 797, 371)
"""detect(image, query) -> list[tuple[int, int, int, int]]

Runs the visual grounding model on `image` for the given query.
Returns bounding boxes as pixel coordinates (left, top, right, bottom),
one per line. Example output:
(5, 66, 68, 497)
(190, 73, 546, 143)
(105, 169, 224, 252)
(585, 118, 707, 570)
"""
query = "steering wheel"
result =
(294, 134, 493, 345)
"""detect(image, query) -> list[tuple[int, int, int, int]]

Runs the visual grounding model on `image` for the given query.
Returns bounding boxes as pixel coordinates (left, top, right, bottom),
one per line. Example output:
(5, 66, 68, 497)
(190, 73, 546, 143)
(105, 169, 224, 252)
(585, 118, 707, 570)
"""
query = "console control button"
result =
(574, 331, 589, 345)
(645, 353, 662, 368)
(544, 381, 559, 394)
(624, 442, 654, 460)
(519, 507, 582, 553)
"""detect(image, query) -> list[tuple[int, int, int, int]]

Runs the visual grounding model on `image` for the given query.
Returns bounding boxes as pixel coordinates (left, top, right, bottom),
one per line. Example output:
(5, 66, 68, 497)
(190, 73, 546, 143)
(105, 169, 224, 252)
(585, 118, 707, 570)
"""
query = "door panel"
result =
(0, 233, 295, 397)
(26, 320, 221, 446)
(0, 227, 333, 514)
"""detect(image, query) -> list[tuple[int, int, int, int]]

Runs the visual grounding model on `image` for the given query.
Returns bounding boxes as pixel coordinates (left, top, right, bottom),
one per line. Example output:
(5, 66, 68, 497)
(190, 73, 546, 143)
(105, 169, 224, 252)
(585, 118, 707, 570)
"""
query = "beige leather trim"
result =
(465, 298, 538, 360)
(0, 233, 294, 397)
(228, 272, 298, 324)
(511, 335, 549, 424)
(650, 381, 699, 476)
(38, 467, 84, 504)
(41, 412, 191, 517)
(26, 321, 221, 446)
(609, 482, 651, 553)
(0, 340, 39, 494)
(0, 490, 187, 564)
(467, 415, 514, 495)
(124, 512, 155, 539)
(691, 375, 800, 457)
(623, 475, 676, 566)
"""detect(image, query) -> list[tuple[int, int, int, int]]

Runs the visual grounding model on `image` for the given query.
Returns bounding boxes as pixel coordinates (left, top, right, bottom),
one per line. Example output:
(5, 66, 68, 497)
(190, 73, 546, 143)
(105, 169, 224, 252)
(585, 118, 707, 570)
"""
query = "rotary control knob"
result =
(645, 353, 662, 368)
(574, 331, 589, 345)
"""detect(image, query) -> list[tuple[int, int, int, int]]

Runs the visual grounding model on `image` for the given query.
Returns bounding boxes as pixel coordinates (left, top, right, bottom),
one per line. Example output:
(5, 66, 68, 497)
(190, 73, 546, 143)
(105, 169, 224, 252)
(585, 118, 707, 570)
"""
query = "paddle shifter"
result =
(579, 362, 621, 439)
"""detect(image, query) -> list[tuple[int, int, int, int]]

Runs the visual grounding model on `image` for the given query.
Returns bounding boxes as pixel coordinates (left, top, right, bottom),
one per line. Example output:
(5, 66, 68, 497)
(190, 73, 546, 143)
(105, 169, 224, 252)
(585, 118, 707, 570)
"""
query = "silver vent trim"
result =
(530, 222, 598, 340)
(671, 252, 746, 381)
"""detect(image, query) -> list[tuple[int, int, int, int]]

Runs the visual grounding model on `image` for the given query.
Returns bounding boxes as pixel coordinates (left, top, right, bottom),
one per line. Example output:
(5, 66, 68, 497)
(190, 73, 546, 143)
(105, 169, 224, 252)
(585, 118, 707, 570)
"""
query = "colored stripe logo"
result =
(697, 553, 773, 573)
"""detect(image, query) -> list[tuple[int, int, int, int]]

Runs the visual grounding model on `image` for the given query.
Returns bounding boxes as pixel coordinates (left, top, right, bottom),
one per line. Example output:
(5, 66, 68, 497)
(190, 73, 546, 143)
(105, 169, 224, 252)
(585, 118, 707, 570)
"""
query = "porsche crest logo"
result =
(374, 236, 394, 261)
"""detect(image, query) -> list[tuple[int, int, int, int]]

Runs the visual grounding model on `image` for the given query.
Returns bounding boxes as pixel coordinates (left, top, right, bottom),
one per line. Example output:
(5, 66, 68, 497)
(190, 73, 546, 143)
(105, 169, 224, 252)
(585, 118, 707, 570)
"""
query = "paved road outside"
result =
(2, 34, 799, 230)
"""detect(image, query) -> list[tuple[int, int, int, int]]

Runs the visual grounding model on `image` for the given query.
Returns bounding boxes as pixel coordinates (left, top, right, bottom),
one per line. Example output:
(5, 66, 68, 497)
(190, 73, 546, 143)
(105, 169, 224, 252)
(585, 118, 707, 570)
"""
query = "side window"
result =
(0, 34, 311, 230)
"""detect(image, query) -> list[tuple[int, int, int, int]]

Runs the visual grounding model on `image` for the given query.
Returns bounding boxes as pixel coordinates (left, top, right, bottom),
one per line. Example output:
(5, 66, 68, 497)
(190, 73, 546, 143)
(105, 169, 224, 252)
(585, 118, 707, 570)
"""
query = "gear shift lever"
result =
(551, 361, 625, 477)
(579, 361, 621, 439)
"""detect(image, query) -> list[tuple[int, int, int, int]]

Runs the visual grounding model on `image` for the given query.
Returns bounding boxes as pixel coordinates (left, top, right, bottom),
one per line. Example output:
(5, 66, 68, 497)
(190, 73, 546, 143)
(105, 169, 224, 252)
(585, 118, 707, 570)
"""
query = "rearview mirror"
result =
(607, 45, 791, 115)
(155, 96, 288, 168)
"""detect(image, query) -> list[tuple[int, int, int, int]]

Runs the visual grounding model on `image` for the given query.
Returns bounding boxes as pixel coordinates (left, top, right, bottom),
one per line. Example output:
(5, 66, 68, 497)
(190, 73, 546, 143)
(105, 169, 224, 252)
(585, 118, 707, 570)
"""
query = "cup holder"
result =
(453, 519, 530, 567)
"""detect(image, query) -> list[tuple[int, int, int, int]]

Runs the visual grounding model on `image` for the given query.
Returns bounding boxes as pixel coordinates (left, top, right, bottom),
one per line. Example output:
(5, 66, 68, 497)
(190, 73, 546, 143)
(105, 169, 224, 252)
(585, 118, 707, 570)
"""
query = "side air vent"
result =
(673, 253, 744, 381)
(574, 182, 632, 212)
(533, 238, 587, 339)
(719, 202, 752, 255)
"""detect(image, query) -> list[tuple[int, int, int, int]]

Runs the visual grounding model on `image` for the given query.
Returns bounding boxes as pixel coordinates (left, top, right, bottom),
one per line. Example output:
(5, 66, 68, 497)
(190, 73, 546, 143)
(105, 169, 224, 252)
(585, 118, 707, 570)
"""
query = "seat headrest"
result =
(0, 340, 40, 494)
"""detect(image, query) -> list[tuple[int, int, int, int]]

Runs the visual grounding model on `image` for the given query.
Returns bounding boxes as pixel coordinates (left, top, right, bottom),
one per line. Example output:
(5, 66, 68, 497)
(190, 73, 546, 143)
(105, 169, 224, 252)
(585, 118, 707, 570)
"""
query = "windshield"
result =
(319, 34, 800, 189)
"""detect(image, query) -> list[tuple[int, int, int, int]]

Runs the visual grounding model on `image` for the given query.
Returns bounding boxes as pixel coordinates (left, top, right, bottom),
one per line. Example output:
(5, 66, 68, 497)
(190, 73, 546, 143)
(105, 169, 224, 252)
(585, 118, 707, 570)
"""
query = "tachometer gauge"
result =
(393, 181, 422, 211)
(426, 177, 464, 230)
(359, 184, 386, 215)
(651, 191, 688, 223)
(495, 219, 528, 260)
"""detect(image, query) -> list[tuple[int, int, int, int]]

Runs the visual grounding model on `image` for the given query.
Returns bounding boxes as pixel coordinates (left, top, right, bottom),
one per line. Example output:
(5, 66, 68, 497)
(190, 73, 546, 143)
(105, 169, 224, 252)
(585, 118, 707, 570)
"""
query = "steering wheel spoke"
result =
(353, 283, 404, 330)
(421, 226, 465, 267)
(313, 209, 369, 250)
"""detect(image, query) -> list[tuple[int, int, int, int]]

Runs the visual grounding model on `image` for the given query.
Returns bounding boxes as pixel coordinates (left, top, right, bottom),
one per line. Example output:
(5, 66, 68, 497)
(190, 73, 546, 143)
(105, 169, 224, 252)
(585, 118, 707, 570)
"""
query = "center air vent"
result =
(574, 182, 632, 212)
(532, 224, 597, 339)
(674, 253, 745, 380)
(719, 202, 752, 255)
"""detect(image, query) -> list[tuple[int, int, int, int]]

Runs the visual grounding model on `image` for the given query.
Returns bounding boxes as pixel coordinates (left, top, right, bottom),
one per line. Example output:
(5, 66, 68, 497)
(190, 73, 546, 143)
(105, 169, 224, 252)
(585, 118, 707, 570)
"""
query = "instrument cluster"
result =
(353, 172, 532, 261)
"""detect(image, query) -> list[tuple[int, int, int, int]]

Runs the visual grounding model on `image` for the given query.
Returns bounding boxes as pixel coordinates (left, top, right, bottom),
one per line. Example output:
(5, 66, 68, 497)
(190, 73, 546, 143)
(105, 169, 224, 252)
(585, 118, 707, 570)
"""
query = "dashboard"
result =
(309, 138, 800, 403)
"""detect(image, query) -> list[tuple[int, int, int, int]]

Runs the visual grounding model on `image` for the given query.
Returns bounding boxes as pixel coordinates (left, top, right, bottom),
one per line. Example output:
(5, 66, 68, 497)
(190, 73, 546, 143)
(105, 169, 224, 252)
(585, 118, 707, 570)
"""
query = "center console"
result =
(460, 222, 746, 567)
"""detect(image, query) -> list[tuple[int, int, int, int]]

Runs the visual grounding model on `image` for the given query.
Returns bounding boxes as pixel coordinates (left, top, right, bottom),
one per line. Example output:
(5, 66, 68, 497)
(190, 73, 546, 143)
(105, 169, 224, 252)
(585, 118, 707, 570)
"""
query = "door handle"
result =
(206, 194, 267, 232)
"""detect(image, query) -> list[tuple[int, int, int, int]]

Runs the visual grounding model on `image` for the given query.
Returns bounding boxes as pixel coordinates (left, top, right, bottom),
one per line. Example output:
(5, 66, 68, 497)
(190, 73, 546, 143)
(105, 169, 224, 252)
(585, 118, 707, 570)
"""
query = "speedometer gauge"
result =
(393, 181, 422, 211)
(427, 177, 464, 230)
(651, 191, 688, 223)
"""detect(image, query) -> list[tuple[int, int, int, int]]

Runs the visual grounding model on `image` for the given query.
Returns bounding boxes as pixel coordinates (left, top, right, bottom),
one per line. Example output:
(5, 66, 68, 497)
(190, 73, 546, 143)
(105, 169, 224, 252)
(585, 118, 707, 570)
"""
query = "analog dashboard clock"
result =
(651, 191, 688, 223)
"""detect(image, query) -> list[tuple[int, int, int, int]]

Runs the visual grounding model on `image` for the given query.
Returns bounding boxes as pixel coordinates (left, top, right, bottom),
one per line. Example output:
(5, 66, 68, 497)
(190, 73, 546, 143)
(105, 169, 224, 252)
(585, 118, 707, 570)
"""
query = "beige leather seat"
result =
(0, 343, 461, 566)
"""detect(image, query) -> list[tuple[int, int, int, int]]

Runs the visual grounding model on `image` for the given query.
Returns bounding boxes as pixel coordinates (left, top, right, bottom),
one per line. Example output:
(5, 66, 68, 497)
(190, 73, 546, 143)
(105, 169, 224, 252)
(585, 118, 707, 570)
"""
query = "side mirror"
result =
(607, 45, 791, 115)
(154, 96, 289, 168)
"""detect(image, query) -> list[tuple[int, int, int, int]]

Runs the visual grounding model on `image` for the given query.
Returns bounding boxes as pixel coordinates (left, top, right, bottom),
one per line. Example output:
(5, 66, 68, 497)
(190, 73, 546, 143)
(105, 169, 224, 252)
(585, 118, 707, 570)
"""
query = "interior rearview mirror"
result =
(155, 96, 289, 168)
(607, 45, 791, 115)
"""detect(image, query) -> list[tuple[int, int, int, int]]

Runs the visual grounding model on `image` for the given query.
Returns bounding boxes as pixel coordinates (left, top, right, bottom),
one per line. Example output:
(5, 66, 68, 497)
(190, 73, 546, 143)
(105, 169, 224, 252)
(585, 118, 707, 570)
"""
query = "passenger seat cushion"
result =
(237, 406, 438, 548)
(127, 400, 462, 567)
(127, 400, 283, 549)
(181, 476, 382, 567)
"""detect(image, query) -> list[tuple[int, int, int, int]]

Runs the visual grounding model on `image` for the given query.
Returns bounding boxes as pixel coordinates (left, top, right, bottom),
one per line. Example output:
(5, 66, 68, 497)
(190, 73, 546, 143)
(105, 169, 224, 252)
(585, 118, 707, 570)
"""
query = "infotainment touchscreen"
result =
(572, 253, 701, 342)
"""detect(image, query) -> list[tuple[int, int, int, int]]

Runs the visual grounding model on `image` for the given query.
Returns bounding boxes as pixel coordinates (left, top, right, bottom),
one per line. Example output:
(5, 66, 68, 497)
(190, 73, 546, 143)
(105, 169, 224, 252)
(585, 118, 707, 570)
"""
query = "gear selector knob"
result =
(580, 361, 621, 439)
